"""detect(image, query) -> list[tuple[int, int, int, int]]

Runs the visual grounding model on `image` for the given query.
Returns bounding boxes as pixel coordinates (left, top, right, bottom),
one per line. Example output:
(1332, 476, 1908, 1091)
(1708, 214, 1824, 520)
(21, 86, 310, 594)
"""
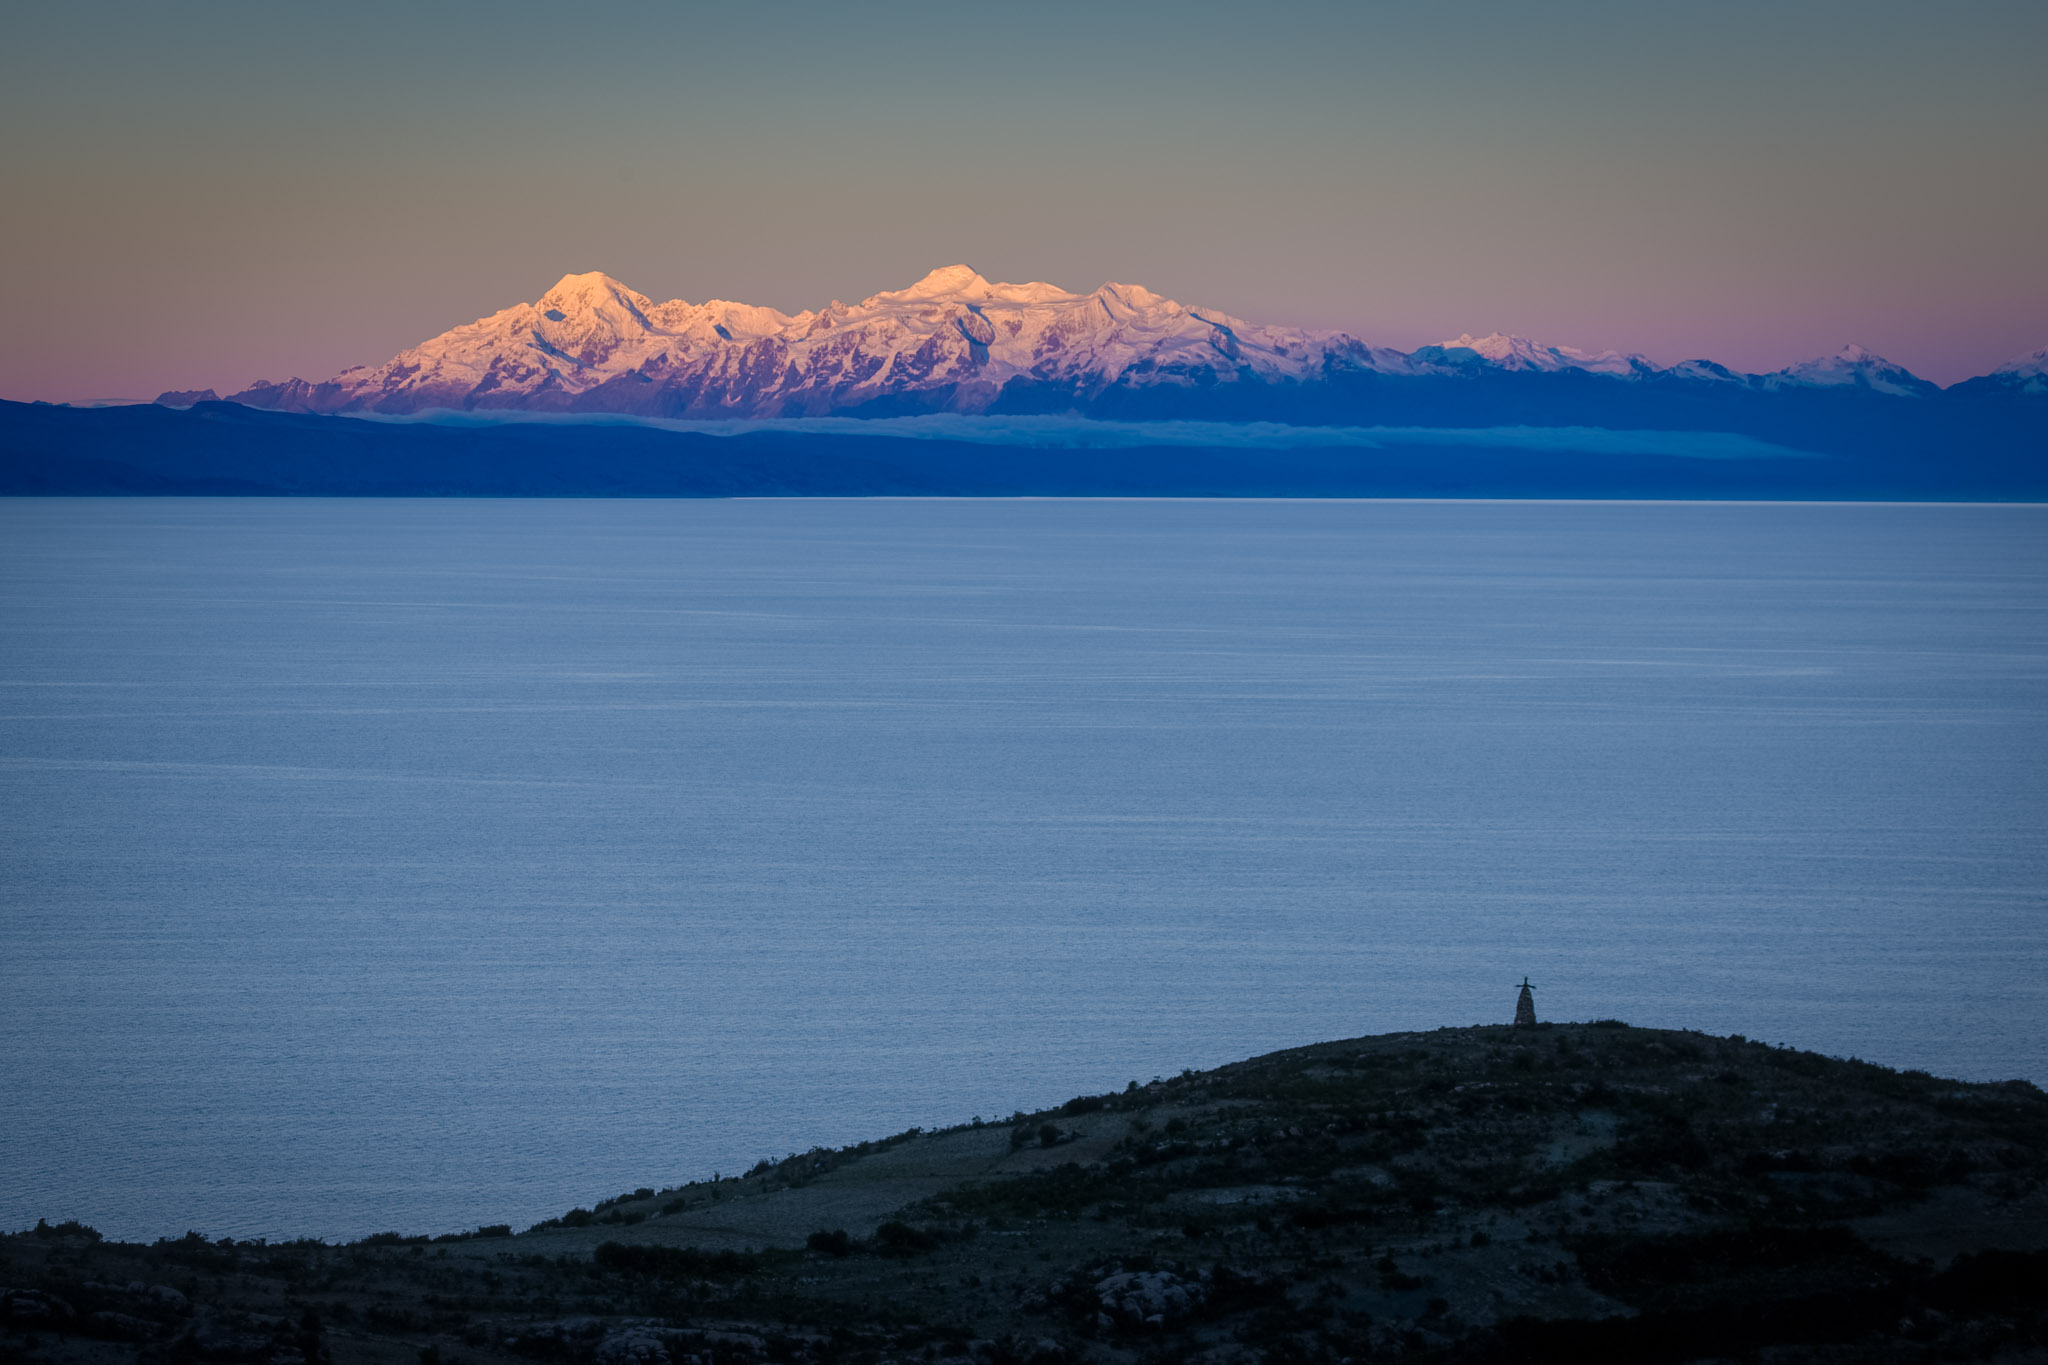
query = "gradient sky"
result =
(3, 0, 2043, 401)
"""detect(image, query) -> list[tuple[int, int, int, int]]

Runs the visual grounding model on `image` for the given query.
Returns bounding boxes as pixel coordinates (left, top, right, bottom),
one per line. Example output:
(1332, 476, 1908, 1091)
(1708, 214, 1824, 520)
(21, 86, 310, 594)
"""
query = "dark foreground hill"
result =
(6, 1023, 2047, 1365)
(2, 398, 2044, 500)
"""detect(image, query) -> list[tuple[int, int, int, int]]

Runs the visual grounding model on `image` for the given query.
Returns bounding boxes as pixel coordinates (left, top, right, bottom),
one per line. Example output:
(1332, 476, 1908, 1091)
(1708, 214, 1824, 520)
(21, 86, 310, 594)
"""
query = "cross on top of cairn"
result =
(1513, 977, 1537, 1027)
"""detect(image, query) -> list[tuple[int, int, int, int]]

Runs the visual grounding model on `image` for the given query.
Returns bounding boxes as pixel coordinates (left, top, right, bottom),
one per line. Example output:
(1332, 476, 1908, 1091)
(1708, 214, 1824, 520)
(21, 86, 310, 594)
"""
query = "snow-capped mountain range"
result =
(170, 266, 2041, 418)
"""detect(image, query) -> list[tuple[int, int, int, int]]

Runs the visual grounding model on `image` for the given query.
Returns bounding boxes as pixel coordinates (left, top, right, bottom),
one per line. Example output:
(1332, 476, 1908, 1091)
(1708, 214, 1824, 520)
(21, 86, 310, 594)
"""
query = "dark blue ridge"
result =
(1, 395, 2041, 499)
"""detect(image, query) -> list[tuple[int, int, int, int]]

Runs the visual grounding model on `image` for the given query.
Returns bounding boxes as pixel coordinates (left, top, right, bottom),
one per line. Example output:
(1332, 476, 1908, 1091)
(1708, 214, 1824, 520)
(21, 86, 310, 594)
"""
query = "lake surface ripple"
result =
(2, 497, 2043, 1240)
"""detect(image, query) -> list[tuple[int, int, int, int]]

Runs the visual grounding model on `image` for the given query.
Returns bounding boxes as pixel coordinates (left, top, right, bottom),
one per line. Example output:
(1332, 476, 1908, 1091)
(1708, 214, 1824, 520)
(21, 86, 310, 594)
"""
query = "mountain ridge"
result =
(175, 266, 2042, 420)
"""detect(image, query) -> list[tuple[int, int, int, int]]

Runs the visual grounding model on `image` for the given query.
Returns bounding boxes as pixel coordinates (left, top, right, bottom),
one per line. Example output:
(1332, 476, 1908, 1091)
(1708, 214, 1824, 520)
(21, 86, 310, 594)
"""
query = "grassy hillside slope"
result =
(6, 1022, 2046, 1363)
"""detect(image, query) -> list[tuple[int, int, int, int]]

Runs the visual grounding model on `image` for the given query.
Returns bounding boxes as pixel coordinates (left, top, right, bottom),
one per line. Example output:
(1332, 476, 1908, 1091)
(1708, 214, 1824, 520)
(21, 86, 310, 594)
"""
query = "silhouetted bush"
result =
(593, 1241, 765, 1278)
(29, 1218, 101, 1242)
(1038, 1124, 1061, 1149)
(806, 1229, 852, 1257)
(432, 1223, 513, 1243)
(875, 1221, 940, 1257)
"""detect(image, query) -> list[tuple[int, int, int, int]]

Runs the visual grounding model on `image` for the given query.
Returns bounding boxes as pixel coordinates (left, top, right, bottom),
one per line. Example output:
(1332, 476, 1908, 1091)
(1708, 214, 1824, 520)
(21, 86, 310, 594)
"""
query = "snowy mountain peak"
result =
(879, 264, 997, 302)
(539, 271, 651, 312)
(1790, 343, 1896, 374)
(1439, 332, 1538, 363)
(1417, 332, 1642, 377)
(1098, 281, 1171, 308)
(1994, 344, 2048, 378)
(865, 265, 1089, 309)
(1666, 358, 1744, 384)
(1767, 344, 1936, 397)
(1985, 343, 2048, 394)
(544, 269, 631, 294)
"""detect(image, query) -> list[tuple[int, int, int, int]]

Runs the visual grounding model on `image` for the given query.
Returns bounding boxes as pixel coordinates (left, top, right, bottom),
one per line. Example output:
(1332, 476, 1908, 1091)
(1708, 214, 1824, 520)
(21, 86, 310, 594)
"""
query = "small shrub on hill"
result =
(29, 1219, 101, 1242)
(806, 1229, 852, 1257)
(592, 1241, 767, 1279)
(875, 1222, 940, 1257)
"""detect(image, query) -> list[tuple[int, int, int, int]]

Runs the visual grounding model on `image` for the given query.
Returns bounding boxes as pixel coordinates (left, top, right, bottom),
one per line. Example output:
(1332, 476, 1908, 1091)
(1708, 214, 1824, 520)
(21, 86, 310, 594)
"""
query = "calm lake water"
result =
(2, 497, 2044, 1242)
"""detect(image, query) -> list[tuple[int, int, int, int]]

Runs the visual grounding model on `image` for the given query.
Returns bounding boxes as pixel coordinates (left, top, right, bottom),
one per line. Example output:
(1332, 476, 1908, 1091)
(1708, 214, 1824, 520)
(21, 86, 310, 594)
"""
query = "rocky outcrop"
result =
(1091, 1267, 1207, 1329)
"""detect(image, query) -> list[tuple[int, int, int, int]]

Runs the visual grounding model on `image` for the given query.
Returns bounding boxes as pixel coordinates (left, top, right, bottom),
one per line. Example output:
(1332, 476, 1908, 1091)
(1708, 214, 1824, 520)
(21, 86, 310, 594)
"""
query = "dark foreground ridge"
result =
(2, 398, 2044, 499)
(7, 1024, 2048, 1364)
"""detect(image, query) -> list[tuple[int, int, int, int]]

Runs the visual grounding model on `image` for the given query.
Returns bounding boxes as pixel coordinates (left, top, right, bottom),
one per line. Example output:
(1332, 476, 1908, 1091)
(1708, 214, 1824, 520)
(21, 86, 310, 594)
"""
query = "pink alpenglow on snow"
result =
(202, 267, 2039, 421)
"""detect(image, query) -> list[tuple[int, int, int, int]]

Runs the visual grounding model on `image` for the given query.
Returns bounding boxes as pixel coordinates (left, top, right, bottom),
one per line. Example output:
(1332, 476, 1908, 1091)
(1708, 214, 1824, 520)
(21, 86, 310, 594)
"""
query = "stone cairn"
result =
(1513, 977, 1537, 1027)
